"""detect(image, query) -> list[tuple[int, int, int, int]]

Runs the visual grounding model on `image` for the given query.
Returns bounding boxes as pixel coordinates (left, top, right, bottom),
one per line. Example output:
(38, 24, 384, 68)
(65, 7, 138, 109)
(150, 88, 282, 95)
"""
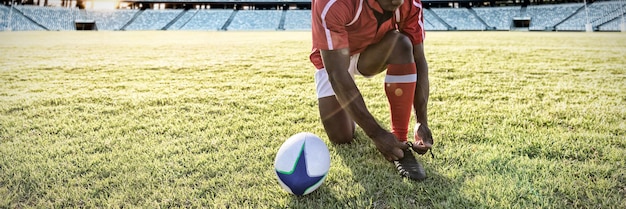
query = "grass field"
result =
(0, 31, 625, 208)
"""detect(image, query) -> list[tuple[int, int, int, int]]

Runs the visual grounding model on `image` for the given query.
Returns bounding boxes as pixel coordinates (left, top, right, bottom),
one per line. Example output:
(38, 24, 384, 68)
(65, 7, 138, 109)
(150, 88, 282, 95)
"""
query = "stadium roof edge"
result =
(117, 0, 589, 4)
(117, 0, 548, 3)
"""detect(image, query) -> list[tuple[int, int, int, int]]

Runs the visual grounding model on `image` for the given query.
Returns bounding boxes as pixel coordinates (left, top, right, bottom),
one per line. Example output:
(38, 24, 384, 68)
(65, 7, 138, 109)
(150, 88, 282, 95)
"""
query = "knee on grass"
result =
(327, 127, 355, 144)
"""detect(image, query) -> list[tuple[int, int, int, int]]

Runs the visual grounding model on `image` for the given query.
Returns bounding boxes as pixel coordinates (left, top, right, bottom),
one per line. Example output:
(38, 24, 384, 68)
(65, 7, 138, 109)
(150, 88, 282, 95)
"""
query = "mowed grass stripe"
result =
(0, 31, 624, 208)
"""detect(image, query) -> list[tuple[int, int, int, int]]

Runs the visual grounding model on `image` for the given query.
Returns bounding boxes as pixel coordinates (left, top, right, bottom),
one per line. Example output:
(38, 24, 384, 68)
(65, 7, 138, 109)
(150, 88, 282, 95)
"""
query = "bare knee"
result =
(388, 31, 414, 63)
(357, 31, 416, 76)
(326, 130, 354, 144)
(318, 96, 355, 144)
(322, 114, 355, 144)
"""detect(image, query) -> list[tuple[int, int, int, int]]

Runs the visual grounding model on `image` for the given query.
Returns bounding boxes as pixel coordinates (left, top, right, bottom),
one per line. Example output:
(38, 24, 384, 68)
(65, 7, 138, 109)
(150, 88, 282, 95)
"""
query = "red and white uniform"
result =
(310, 0, 426, 70)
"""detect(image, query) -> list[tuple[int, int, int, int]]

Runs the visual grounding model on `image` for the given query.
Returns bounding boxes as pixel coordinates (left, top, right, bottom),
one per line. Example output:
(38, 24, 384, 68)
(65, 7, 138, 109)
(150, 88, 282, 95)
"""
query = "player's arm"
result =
(320, 48, 385, 138)
(405, 0, 433, 153)
(320, 48, 407, 161)
(413, 43, 429, 126)
(412, 42, 433, 154)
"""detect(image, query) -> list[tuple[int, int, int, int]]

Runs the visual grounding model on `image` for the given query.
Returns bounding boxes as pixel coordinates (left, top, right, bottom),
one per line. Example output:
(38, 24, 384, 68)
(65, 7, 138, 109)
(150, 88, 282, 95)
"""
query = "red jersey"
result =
(310, 0, 426, 69)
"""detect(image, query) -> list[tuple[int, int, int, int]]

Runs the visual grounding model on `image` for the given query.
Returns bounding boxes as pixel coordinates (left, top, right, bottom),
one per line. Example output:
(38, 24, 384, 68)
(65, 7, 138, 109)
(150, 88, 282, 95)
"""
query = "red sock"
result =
(385, 63, 416, 141)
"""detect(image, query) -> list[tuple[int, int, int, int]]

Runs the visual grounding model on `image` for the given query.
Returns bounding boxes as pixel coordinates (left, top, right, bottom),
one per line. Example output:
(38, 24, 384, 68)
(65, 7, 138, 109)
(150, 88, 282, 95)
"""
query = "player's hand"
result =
(372, 131, 409, 161)
(413, 123, 433, 155)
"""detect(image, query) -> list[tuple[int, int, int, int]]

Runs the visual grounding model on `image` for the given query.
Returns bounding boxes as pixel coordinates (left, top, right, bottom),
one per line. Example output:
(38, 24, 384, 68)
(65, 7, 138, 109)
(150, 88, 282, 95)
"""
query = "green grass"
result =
(0, 31, 625, 208)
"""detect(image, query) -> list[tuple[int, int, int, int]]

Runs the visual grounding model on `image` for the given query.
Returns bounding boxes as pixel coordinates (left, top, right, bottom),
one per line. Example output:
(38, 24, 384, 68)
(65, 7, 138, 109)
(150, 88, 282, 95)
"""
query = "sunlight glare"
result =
(42, 0, 119, 10)
(88, 0, 119, 10)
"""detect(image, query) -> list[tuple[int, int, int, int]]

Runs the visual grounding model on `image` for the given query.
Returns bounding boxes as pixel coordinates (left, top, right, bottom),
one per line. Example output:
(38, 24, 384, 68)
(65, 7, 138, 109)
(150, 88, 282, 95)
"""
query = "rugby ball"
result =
(274, 132, 330, 195)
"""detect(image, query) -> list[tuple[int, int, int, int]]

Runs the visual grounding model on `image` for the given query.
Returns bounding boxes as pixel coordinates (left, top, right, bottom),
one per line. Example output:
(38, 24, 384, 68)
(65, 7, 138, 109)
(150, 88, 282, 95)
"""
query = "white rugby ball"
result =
(274, 132, 330, 195)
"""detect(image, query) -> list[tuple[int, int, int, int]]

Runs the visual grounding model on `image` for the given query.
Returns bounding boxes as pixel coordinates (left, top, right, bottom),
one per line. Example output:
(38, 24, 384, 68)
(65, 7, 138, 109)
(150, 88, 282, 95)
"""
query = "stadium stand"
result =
(423, 8, 450, 31)
(0, 4, 45, 30)
(227, 10, 282, 30)
(599, 16, 626, 31)
(1, 0, 624, 32)
(283, 10, 310, 30)
(15, 5, 78, 30)
(431, 7, 485, 30)
(526, 3, 583, 31)
(85, 9, 138, 30)
(165, 9, 195, 30)
(557, 1, 626, 31)
(124, 9, 182, 30)
(178, 9, 232, 30)
(473, 6, 520, 30)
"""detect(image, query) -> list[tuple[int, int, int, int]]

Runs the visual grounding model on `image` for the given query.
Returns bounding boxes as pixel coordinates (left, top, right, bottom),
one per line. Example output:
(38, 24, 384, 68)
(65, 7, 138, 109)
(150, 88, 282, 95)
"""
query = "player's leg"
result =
(315, 69, 355, 144)
(358, 30, 416, 142)
(357, 30, 415, 76)
(357, 31, 425, 180)
(318, 96, 355, 144)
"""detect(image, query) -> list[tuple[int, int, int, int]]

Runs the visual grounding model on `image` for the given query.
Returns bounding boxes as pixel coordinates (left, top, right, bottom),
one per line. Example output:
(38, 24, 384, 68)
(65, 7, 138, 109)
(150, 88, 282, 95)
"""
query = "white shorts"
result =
(314, 53, 371, 99)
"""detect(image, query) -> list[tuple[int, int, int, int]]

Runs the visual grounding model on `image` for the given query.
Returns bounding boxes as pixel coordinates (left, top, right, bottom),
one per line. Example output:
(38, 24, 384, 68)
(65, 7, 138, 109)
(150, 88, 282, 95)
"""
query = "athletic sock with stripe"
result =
(384, 63, 416, 142)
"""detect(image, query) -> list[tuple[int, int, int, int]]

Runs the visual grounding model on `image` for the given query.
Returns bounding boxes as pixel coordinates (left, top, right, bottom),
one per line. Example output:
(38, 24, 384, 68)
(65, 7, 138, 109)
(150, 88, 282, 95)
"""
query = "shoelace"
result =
(406, 141, 435, 159)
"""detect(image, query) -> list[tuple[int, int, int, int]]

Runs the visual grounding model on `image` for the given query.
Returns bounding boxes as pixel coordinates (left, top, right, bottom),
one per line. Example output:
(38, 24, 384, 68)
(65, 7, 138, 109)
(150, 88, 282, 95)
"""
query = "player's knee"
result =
(391, 32, 414, 57)
(383, 31, 413, 64)
(327, 130, 354, 144)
